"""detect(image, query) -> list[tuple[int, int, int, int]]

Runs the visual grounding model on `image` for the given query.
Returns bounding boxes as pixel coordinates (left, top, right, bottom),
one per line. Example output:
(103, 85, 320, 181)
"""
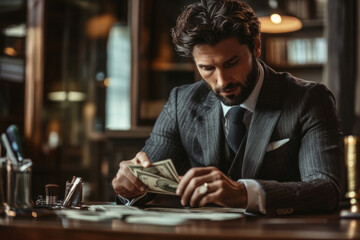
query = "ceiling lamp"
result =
(47, 81, 86, 102)
(258, 0, 303, 34)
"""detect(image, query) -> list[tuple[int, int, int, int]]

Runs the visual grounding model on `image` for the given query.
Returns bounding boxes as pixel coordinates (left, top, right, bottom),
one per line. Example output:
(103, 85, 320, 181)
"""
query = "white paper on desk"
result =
(149, 212, 242, 221)
(100, 205, 245, 221)
(146, 207, 245, 214)
(88, 204, 143, 214)
(143, 207, 244, 221)
(57, 209, 115, 222)
(124, 211, 243, 226)
(57, 205, 145, 222)
(58, 205, 244, 224)
(125, 215, 190, 226)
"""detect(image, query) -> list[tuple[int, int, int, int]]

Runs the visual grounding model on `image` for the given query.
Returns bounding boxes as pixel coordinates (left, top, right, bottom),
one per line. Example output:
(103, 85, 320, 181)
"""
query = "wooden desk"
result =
(1, 209, 360, 240)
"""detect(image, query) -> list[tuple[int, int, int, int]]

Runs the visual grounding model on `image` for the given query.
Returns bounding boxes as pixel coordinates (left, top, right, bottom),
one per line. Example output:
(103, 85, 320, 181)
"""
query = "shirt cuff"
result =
(238, 179, 266, 214)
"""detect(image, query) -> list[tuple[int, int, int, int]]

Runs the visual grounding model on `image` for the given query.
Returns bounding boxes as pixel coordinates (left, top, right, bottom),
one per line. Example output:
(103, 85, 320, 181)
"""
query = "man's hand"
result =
(112, 151, 151, 199)
(176, 166, 247, 208)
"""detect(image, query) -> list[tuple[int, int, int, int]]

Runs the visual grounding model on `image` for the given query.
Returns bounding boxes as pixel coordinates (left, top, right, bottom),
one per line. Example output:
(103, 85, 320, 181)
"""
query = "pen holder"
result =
(63, 177, 83, 207)
(344, 136, 360, 213)
(1, 157, 33, 209)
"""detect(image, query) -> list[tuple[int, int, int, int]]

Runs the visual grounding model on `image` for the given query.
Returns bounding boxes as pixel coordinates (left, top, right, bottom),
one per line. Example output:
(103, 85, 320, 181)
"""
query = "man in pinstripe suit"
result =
(112, 0, 345, 216)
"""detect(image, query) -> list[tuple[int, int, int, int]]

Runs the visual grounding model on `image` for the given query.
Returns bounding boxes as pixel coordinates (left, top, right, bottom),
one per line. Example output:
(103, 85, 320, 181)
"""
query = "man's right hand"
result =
(112, 151, 150, 199)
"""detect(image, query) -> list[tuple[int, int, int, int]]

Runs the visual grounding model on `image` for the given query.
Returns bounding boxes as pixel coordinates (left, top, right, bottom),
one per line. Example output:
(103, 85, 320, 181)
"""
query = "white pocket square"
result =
(266, 138, 290, 152)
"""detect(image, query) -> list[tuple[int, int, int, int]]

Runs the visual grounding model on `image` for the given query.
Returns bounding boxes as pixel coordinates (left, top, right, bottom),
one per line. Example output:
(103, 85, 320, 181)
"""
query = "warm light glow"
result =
(48, 91, 86, 102)
(345, 136, 357, 145)
(8, 210, 16, 217)
(4, 47, 17, 56)
(104, 77, 110, 87)
(48, 131, 60, 148)
(68, 91, 86, 101)
(3, 23, 26, 37)
(259, 15, 302, 33)
(348, 220, 358, 238)
(351, 205, 359, 213)
(347, 191, 356, 198)
(48, 91, 67, 101)
(270, 14, 282, 24)
(86, 14, 117, 38)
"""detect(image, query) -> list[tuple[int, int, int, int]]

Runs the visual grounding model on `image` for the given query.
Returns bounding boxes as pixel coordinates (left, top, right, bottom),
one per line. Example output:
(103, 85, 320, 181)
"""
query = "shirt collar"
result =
(221, 60, 264, 117)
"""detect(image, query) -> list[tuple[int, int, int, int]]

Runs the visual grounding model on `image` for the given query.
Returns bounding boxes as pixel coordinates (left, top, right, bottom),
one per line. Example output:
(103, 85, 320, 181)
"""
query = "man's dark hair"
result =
(171, 0, 261, 57)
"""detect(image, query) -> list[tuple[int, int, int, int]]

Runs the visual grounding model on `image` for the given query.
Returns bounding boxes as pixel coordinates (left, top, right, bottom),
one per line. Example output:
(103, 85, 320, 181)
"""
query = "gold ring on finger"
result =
(199, 182, 208, 194)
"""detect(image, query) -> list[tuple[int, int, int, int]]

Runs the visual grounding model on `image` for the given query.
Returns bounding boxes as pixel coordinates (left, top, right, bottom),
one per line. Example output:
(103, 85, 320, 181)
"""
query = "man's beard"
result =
(206, 57, 259, 106)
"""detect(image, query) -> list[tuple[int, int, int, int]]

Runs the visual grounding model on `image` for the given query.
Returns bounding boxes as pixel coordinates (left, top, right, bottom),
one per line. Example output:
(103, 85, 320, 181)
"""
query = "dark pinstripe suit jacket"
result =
(142, 61, 345, 216)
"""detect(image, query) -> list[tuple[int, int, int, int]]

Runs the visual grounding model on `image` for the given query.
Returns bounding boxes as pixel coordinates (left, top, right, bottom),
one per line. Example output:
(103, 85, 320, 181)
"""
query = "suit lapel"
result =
(242, 63, 283, 178)
(194, 90, 224, 167)
(242, 109, 281, 178)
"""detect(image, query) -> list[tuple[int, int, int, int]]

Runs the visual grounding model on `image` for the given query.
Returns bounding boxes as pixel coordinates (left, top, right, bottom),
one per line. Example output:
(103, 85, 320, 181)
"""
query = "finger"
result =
(117, 161, 147, 192)
(198, 190, 221, 207)
(197, 181, 227, 207)
(135, 152, 151, 168)
(176, 167, 215, 196)
(189, 182, 214, 207)
(112, 176, 145, 198)
(181, 173, 214, 206)
(198, 180, 247, 208)
(113, 156, 150, 199)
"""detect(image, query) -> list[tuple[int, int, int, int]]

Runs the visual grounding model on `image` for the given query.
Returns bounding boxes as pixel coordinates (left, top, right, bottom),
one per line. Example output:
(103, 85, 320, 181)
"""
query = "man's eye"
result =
(226, 59, 239, 67)
(201, 66, 214, 71)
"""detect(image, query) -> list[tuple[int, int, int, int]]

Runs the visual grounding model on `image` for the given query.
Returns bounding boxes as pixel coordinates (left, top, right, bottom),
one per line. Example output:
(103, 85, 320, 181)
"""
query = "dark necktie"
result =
(226, 107, 247, 154)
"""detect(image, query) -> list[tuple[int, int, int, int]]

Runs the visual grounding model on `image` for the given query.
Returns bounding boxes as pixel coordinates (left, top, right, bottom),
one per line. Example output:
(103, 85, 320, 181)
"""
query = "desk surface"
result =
(1, 207, 359, 240)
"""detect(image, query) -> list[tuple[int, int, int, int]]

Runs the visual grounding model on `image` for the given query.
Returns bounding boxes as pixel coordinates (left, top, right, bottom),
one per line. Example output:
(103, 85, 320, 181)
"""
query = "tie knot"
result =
(227, 107, 246, 123)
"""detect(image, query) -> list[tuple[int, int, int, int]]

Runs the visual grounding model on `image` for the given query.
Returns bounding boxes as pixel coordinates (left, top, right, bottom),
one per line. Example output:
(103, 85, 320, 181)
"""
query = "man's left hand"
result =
(176, 166, 248, 208)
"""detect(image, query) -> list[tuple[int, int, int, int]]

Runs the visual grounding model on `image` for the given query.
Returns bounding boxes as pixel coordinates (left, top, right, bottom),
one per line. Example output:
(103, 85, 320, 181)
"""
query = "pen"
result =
(19, 161, 32, 171)
(6, 124, 23, 163)
(1, 133, 18, 165)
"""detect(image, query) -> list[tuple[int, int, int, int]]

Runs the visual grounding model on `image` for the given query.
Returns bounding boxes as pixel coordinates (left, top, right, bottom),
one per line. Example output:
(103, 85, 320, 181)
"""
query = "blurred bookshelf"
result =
(0, 17, 26, 137)
(136, 0, 199, 126)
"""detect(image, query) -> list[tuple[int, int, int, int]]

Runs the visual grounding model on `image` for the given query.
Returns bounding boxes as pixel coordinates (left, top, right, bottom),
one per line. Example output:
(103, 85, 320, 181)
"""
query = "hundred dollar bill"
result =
(134, 169, 178, 195)
(128, 159, 179, 182)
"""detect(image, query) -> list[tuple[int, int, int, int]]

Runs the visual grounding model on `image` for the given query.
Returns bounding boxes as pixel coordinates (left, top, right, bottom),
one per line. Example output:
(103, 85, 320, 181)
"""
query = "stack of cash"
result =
(128, 159, 179, 195)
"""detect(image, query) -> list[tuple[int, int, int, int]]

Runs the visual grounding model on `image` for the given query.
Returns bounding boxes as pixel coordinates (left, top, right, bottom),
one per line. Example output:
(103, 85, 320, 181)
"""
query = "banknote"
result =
(134, 169, 178, 195)
(128, 159, 179, 182)
(128, 159, 180, 195)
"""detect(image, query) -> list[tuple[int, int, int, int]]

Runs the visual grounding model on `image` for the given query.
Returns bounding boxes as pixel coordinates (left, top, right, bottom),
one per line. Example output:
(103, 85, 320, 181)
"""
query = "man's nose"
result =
(216, 69, 229, 87)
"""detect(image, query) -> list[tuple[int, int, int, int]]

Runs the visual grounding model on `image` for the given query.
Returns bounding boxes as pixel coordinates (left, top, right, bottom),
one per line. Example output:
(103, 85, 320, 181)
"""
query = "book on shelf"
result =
(265, 37, 327, 67)
(285, 0, 327, 20)
(0, 56, 24, 83)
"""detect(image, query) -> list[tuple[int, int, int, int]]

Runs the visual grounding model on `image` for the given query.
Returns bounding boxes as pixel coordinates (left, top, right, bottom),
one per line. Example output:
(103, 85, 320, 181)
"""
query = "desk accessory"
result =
(63, 176, 83, 207)
(341, 135, 360, 218)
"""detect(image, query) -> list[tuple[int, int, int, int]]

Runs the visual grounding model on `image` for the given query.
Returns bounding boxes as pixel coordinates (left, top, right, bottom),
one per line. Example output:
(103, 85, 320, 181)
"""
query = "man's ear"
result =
(254, 35, 261, 58)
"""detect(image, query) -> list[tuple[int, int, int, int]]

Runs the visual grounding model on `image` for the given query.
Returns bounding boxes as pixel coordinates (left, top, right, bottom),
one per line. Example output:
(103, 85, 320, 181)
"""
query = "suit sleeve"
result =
(117, 88, 188, 207)
(141, 87, 190, 174)
(257, 84, 345, 216)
